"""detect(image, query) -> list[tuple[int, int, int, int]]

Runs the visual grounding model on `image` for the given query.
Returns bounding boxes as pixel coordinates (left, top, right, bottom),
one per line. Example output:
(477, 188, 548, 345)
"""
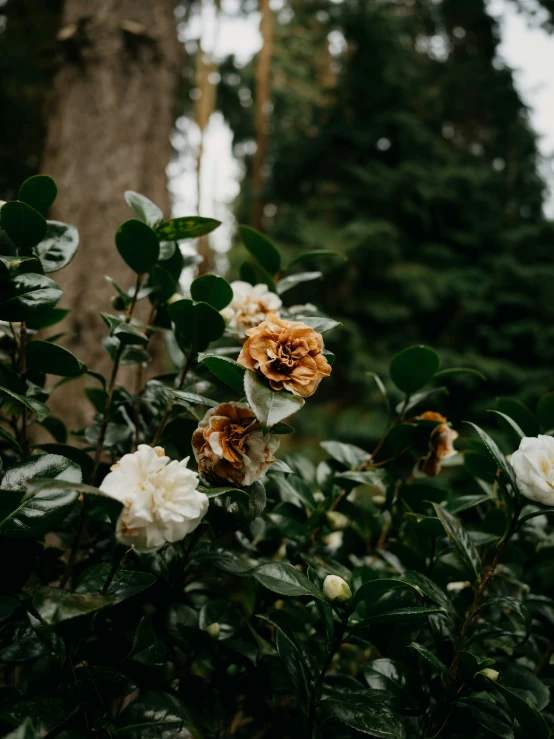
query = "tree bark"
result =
(41, 0, 181, 427)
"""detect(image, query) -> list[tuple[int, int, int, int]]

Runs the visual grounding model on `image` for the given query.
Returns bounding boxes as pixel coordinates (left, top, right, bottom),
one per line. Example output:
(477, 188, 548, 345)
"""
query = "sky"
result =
(169, 0, 554, 230)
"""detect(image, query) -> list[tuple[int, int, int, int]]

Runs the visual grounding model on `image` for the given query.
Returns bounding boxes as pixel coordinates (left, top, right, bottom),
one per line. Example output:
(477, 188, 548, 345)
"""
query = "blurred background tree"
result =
(2, 0, 554, 442)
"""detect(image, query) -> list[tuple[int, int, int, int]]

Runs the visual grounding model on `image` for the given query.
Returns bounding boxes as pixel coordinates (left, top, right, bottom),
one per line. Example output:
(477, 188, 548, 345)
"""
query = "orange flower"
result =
(192, 402, 280, 487)
(237, 313, 332, 397)
(416, 411, 458, 477)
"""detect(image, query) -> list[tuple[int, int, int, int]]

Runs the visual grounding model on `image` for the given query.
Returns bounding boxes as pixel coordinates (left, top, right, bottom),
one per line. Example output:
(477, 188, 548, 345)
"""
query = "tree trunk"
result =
(41, 0, 181, 427)
(252, 0, 273, 232)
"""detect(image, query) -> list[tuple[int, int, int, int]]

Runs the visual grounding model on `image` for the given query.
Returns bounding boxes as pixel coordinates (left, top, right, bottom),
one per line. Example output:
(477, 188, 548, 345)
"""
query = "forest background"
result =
(2, 0, 554, 454)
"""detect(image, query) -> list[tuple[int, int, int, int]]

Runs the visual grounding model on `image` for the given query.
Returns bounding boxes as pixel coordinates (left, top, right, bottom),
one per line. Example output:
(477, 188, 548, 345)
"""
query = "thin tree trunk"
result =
(41, 0, 181, 427)
(252, 0, 273, 232)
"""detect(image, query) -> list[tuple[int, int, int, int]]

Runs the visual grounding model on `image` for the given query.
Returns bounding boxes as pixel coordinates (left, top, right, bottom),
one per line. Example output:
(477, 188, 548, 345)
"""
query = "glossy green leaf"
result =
(465, 422, 518, 491)
(244, 370, 305, 429)
(18, 175, 57, 213)
(35, 221, 79, 273)
(0, 454, 81, 536)
(390, 345, 440, 395)
(75, 564, 155, 605)
(169, 298, 225, 351)
(1, 201, 47, 247)
(190, 274, 233, 310)
(364, 658, 428, 716)
(249, 562, 324, 600)
(457, 696, 514, 739)
(124, 191, 164, 228)
(432, 503, 482, 584)
(200, 354, 246, 394)
(496, 397, 540, 437)
(26, 307, 70, 331)
(0, 387, 50, 422)
(320, 440, 371, 469)
(32, 587, 111, 625)
(258, 614, 310, 701)
(409, 643, 453, 677)
(294, 315, 340, 333)
(320, 697, 406, 738)
(115, 219, 159, 274)
(435, 367, 487, 381)
(238, 225, 281, 274)
(114, 691, 201, 738)
(26, 341, 86, 377)
(276, 271, 322, 295)
(491, 679, 549, 738)
(156, 216, 220, 241)
(0, 272, 62, 321)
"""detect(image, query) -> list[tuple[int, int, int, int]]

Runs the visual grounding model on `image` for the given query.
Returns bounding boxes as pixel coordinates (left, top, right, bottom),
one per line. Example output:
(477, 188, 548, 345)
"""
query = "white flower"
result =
(192, 402, 280, 487)
(99, 445, 208, 552)
(221, 281, 282, 336)
(323, 574, 352, 602)
(324, 531, 344, 553)
(511, 435, 554, 506)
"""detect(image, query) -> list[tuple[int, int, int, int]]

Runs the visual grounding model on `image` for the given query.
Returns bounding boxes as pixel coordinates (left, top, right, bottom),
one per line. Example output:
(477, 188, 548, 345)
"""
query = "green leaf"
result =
(287, 249, 346, 268)
(35, 444, 94, 479)
(257, 614, 310, 701)
(1, 201, 47, 248)
(497, 664, 550, 711)
(272, 422, 295, 434)
(496, 397, 540, 437)
(0, 387, 50, 422)
(465, 422, 518, 491)
(352, 573, 454, 620)
(124, 191, 164, 229)
(190, 274, 233, 310)
(32, 587, 111, 625)
(276, 271, 322, 295)
(432, 502, 482, 584)
(249, 562, 324, 600)
(491, 680, 549, 738)
(1, 698, 77, 738)
(156, 216, 220, 241)
(434, 367, 487, 381)
(3, 718, 37, 739)
(168, 298, 225, 352)
(409, 643, 453, 678)
(537, 392, 554, 431)
(244, 370, 305, 429)
(0, 424, 22, 453)
(26, 341, 86, 377)
(320, 697, 406, 738)
(18, 175, 57, 213)
(0, 454, 81, 537)
(115, 219, 159, 274)
(457, 697, 514, 739)
(489, 410, 525, 443)
(293, 315, 340, 333)
(200, 354, 246, 394)
(35, 221, 79, 273)
(0, 272, 62, 321)
(364, 658, 428, 716)
(207, 481, 266, 531)
(240, 260, 277, 292)
(75, 564, 155, 605)
(113, 323, 148, 346)
(148, 381, 218, 408)
(114, 691, 201, 738)
(354, 607, 443, 627)
(320, 440, 371, 469)
(40, 415, 67, 443)
(26, 307, 70, 331)
(238, 225, 281, 274)
(390, 345, 440, 395)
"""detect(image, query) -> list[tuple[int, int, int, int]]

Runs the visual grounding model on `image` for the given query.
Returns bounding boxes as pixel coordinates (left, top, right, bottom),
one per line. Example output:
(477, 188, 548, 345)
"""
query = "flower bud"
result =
(326, 511, 348, 530)
(371, 494, 386, 507)
(479, 668, 499, 681)
(111, 295, 126, 311)
(205, 622, 220, 640)
(323, 575, 352, 603)
(313, 491, 326, 503)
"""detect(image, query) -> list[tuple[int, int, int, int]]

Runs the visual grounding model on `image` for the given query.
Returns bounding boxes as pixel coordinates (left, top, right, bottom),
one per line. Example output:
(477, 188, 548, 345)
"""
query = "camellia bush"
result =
(1, 175, 554, 739)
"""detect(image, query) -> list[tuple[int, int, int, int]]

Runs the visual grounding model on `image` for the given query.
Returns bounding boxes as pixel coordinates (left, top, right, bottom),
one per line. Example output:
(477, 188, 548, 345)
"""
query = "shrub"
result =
(0, 176, 553, 738)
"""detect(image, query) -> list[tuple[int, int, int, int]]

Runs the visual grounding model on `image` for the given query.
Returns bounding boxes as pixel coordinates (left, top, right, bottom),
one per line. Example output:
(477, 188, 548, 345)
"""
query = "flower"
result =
(416, 411, 459, 477)
(99, 445, 208, 552)
(323, 575, 352, 602)
(221, 281, 282, 337)
(479, 668, 499, 681)
(511, 435, 554, 505)
(192, 402, 280, 487)
(326, 511, 349, 530)
(237, 312, 332, 397)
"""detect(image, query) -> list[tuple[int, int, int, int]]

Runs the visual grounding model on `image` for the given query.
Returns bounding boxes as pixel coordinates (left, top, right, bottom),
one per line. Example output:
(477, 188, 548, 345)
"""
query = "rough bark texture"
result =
(41, 0, 181, 427)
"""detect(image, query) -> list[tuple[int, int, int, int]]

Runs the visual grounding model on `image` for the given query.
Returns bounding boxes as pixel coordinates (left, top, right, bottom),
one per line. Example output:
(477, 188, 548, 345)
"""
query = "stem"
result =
(91, 274, 143, 482)
(60, 501, 87, 589)
(101, 549, 125, 595)
(19, 322, 29, 458)
(151, 350, 196, 447)
(133, 302, 158, 449)
(308, 609, 350, 738)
